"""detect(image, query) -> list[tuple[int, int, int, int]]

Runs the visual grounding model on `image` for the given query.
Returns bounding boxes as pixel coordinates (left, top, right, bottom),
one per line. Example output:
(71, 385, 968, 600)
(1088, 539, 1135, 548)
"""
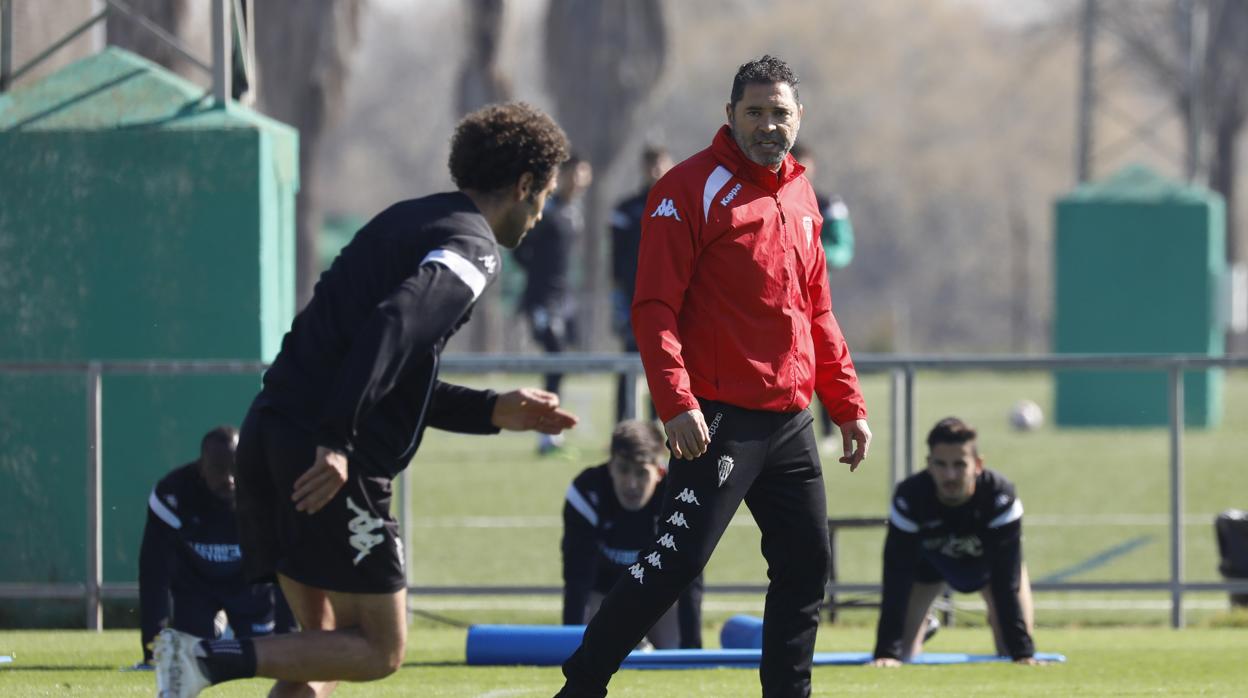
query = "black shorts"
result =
(235, 402, 406, 594)
(915, 553, 991, 594)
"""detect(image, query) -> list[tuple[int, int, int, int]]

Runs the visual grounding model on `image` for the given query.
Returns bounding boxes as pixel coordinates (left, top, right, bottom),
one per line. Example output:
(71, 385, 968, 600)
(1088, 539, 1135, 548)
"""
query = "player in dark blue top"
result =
(871, 417, 1038, 665)
(135, 426, 295, 668)
(562, 420, 703, 649)
(155, 103, 579, 698)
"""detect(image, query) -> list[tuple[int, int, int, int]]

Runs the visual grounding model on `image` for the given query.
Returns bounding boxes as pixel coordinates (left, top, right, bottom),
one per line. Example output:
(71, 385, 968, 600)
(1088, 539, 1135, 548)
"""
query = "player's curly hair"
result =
(609, 420, 667, 470)
(926, 417, 979, 453)
(730, 54, 800, 107)
(448, 102, 569, 193)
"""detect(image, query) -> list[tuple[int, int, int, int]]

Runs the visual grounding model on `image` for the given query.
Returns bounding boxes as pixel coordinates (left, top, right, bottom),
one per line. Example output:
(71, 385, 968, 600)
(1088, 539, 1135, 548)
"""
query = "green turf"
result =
(2, 623, 1246, 696)
(407, 371, 1248, 605)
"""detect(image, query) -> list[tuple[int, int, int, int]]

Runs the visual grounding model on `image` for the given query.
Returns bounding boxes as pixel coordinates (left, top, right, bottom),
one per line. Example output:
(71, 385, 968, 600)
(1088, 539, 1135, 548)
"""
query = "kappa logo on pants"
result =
(657, 533, 678, 551)
(345, 496, 385, 565)
(628, 562, 646, 584)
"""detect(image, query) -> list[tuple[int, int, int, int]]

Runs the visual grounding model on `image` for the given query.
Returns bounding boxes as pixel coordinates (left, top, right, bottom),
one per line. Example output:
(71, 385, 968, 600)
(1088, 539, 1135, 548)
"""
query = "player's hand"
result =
(838, 418, 872, 472)
(293, 446, 348, 514)
(1014, 656, 1048, 666)
(664, 409, 709, 460)
(867, 657, 902, 667)
(492, 388, 579, 434)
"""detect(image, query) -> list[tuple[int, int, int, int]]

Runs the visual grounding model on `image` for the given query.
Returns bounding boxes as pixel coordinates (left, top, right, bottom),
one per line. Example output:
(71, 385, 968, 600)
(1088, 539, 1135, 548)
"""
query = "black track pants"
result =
(558, 398, 831, 698)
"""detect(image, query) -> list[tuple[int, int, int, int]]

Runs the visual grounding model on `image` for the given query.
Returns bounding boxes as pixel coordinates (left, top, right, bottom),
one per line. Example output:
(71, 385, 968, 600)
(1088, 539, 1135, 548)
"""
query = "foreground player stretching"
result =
(155, 102, 578, 697)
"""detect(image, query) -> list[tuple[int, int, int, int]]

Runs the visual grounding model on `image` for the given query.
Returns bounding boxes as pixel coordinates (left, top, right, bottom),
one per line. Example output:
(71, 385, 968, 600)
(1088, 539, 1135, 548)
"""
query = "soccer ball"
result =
(1008, 400, 1044, 432)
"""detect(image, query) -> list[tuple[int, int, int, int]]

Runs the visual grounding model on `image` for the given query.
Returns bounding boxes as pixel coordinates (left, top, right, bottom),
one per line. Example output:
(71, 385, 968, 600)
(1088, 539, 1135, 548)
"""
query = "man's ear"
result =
(725, 102, 734, 124)
(515, 171, 536, 201)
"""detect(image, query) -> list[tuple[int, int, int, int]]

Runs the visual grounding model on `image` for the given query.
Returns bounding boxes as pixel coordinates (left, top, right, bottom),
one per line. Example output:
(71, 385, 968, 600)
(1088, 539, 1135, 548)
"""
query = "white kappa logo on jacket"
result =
(650, 198, 682, 221)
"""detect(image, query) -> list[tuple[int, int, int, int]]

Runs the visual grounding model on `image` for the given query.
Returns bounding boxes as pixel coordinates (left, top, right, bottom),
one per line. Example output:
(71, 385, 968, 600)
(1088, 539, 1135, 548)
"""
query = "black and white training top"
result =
(561, 464, 703, 647)
(139, 463, 246, 659)
(258, 192, 504, 477)
(873, 468, 1035, 660)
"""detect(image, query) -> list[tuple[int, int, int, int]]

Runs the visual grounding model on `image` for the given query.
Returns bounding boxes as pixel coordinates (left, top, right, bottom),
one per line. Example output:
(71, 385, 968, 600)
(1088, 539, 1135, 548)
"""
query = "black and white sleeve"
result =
(874, 490, 923, 660)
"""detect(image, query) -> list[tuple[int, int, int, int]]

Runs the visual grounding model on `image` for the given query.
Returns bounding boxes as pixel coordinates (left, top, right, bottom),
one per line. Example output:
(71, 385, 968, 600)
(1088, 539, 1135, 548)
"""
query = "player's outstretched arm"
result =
(491, 388, 579, 434)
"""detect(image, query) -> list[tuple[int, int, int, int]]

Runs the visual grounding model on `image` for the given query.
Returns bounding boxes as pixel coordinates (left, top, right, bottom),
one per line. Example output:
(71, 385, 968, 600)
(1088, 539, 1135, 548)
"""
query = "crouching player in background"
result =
(132, 426, 294, 670)
(871, 417, 1041, 666)
(562, 420, 703, 649)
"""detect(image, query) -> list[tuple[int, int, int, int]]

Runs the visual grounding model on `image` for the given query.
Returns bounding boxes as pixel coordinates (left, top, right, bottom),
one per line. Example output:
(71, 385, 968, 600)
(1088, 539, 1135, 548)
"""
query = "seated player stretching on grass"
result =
(562, 420, 703, 649)
(871, 417, 1041, 666)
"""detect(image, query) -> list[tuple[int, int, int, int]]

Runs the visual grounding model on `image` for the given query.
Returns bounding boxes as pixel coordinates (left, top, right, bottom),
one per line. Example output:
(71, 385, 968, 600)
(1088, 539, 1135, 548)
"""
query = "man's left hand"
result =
(492, 388, 579, 434)
(838, 418, 872, 472)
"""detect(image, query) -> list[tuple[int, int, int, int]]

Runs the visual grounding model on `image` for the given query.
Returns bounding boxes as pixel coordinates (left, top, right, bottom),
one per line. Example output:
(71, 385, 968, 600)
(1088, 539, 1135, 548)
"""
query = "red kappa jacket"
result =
(631, 125, 868, 425)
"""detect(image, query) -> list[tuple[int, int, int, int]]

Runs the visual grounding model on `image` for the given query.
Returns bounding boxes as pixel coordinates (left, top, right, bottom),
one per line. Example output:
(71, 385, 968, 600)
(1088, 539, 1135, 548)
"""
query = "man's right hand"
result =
(664, 409, 710, 460)
(867, 657, 902, 667)
(293, 446, 349, 514)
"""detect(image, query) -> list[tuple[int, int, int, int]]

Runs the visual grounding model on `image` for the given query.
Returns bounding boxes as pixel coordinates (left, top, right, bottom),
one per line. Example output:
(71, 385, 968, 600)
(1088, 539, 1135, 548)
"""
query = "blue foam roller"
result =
(465, 624, 585, 666)
(620, 650, 1067, 670)
(719, 615, 764, 649)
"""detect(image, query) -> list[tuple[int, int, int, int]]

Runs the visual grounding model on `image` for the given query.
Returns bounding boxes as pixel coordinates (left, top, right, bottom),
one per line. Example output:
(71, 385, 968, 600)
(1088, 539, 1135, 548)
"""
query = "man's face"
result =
(927, 441, 983, 507)
(726, 81, 803, 170)
(495, 172, 557, 249)
(608, 458, 664, 512)
(198, 436, 238, 504)
(645, 153, 673, 187)
(558, 161, 593, 200)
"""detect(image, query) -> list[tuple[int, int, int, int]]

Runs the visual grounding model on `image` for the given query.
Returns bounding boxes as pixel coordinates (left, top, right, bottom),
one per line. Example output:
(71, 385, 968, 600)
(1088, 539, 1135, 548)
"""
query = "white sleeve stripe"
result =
(564, 483, 599, 526)
(888, 501, 919, 533)
(421, 248, 486, 301)
(148, 489, 182, 530)
(702, 165, 733, 221)
(988, 498, 1024, 529)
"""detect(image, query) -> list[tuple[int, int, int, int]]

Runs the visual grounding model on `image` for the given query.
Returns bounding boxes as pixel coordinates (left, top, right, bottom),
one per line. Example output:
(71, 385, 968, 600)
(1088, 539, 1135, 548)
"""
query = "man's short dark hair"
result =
(730, 54, 800, 107)
(448, 102, 570, 193)
(926, 417, 978, 453)
(609, 420, 667, 468)
(201, 425, 238, 453)
(641, 144, 669, 166)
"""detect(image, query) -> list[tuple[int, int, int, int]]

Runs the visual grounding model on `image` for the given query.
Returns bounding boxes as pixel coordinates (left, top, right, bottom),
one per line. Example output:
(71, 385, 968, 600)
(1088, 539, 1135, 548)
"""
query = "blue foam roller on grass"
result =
(465, 624, 586, 666)
(464, 624, 1066, 669)
(719, 615, 764, 649)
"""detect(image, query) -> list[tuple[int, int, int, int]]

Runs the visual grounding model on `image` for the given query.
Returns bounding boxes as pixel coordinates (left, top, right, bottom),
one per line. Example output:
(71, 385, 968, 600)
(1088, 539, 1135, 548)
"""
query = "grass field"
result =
(2, 622, 1247, 696)
(406, 369, 1248, 623)
(6, 369, 1248, 695)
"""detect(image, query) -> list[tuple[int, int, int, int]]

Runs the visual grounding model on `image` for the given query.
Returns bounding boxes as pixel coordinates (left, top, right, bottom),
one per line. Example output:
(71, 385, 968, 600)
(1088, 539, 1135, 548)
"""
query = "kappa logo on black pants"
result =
(346, 497, 385, 565)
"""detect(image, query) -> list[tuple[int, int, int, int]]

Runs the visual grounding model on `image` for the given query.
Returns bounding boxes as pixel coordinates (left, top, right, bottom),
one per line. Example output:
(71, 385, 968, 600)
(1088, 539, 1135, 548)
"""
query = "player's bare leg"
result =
(901, 582, 946, 660)
(258, 573, 406, 697)
(980, 563, 1034, 657)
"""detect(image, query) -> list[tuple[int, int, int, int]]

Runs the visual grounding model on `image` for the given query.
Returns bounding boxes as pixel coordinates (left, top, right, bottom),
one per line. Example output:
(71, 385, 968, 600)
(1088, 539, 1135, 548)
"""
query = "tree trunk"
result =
(544, 0, 667, 350)
(458, 0, 511, 352)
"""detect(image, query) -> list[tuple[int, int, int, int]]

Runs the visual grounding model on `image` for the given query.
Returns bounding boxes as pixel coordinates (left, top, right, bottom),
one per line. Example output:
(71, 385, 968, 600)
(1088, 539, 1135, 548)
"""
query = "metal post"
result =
(903, 367, 916, 477)
(86, 362, 103, 631)
(400, 471, 414, 592)
(1075, 0, 1098, 183)
(211, 0, 231, 104)
(622, 367, 639, 421)
(889, 369, 905, 506)
(1168, 365, 1185, 629)
(1, 0, 14, 92)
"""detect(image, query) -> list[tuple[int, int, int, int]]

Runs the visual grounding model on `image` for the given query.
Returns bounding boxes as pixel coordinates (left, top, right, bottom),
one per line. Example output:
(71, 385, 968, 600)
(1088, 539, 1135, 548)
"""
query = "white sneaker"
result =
(154, 628, 211, 697)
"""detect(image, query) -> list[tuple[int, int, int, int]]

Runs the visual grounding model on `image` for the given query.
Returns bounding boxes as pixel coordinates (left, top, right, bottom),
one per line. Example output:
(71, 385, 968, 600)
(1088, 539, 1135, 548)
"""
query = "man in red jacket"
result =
(556, 55, 872, 698)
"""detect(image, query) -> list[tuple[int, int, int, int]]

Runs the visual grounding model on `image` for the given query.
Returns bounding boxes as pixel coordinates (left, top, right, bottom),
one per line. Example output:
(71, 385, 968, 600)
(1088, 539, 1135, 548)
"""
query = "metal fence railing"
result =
(3, 353, 1248, 630)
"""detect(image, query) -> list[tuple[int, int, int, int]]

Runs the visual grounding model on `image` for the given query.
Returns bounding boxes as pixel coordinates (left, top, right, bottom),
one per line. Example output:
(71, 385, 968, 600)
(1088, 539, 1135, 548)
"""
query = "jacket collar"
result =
(710, 124, 805, 194)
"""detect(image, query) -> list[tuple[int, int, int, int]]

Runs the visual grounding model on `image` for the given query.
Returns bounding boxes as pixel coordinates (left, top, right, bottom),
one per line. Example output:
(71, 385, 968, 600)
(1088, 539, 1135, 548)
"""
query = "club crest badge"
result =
(802, 216, 814, 247)
(716, 454, 735, 488)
